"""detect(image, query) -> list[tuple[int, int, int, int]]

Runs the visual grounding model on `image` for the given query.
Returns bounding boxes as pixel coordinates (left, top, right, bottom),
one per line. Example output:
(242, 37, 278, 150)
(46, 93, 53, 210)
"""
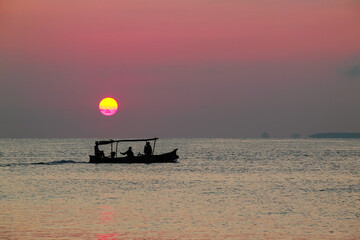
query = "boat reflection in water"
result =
(89, 138, 179, 164)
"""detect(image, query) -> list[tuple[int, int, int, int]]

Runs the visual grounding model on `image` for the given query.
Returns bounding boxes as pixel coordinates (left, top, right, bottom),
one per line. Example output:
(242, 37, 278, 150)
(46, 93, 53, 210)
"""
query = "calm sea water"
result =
(0, 138, 359, 239)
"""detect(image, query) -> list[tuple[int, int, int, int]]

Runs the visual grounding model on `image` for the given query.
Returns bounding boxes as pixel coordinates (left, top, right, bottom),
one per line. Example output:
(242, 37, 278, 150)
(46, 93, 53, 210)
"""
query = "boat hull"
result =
(89, 149, 179, 164)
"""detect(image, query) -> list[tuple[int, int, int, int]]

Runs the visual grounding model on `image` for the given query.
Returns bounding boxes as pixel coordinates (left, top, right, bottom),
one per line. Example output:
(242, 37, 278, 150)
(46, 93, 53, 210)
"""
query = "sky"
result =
(0, 0, 360, 138)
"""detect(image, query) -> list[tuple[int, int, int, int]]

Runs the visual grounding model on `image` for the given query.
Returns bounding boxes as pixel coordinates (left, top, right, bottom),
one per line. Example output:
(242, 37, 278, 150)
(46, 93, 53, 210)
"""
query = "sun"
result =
(99, 97, 118, 116)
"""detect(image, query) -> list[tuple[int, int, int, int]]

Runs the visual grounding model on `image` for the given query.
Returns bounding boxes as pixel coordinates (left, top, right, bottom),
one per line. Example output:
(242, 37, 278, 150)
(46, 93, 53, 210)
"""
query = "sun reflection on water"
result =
(96, 205, 117, 240)
(95, 233, 116, 240)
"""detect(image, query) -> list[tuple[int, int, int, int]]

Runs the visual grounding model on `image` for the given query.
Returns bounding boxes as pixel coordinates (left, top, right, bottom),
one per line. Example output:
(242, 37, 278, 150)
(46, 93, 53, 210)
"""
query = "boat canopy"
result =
(96, 138, 158, 146)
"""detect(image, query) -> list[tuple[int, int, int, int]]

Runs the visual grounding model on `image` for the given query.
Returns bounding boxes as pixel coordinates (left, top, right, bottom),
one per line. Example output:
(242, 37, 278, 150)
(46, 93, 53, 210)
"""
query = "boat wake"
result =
(34, 160, 78, 165)
(0, 160, 87, 167)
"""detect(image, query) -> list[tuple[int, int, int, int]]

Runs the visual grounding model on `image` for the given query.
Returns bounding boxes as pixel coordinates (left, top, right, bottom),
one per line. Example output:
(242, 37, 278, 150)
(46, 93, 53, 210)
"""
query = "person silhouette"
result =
(144, 142, 152, 156)
(94, 142, 104, 158)
(121, 147, 134, 158)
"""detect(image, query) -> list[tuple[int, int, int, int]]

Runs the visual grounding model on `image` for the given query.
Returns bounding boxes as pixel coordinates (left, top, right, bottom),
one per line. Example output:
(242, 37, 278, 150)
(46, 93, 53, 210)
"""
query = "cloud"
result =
(343, 63, 360, 78)
(340, 54, 360, 78)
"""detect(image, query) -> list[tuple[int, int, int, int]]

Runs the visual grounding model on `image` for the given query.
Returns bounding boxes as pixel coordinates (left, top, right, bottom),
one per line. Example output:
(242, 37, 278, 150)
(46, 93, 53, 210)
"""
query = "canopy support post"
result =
(153, 139, 157, 155)
(116, 142, 118, 158)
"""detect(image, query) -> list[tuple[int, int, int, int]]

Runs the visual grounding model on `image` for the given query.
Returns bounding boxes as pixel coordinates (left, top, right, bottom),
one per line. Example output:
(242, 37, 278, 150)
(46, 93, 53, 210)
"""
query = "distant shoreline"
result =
(309, 133, 360, 138)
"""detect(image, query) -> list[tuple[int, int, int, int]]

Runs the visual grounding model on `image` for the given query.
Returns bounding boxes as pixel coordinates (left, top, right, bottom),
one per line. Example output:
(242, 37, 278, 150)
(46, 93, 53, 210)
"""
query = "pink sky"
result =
(0, 0, 359, 137)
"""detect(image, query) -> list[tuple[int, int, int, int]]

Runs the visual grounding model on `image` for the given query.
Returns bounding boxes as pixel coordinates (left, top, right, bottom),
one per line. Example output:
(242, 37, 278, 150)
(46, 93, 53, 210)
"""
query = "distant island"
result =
(291, 133, 300, 139)
(261, 132, 270, 138)
(309, 133, 360, 138)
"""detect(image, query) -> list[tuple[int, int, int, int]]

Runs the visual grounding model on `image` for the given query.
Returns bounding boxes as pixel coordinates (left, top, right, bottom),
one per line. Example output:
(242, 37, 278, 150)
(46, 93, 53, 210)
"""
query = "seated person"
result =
(95, 143, 105, 158)
(121, 147, 134, 158)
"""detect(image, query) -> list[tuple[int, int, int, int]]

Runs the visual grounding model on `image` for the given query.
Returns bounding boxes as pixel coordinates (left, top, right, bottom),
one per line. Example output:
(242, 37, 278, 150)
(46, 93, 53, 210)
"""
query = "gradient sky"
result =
(1, 0, 359, 138)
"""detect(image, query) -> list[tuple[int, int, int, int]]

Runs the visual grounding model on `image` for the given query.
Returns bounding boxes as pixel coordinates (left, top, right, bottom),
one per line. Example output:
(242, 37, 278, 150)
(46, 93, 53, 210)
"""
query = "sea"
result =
(0, 138, 359, 240)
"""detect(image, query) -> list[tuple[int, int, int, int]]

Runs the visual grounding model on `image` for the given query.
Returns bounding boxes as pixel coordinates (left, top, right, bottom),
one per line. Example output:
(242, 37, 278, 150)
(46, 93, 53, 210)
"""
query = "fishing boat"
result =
(89, 138, 179, 164)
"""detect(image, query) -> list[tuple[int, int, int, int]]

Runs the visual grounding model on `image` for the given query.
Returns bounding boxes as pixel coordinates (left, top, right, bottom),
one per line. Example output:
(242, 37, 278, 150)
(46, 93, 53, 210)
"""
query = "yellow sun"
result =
(99, 97, 118, 116)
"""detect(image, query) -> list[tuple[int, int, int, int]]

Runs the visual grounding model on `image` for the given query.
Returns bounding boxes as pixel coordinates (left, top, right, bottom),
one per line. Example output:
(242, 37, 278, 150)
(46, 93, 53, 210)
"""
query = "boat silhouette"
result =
(89, 138, 179, 164)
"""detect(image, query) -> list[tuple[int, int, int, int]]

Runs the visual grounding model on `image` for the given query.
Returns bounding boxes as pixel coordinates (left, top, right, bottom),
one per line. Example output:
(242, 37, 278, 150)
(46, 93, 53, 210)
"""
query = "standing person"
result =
(144, 142, 152, 156)
(121, 147, 134, 158)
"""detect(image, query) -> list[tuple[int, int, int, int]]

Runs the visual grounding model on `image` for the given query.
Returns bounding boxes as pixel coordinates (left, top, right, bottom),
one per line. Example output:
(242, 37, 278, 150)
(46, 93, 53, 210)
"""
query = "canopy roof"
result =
(96, 138, 158, 146)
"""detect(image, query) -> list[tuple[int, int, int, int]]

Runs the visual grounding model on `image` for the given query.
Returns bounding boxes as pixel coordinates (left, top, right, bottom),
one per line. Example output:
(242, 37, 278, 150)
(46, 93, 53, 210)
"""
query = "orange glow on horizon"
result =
(99, 97, 118, 116)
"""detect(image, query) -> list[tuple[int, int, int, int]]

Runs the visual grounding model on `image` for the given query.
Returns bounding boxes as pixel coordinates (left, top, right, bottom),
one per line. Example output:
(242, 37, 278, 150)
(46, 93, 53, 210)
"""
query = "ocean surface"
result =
(0, 138, 359, 239)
